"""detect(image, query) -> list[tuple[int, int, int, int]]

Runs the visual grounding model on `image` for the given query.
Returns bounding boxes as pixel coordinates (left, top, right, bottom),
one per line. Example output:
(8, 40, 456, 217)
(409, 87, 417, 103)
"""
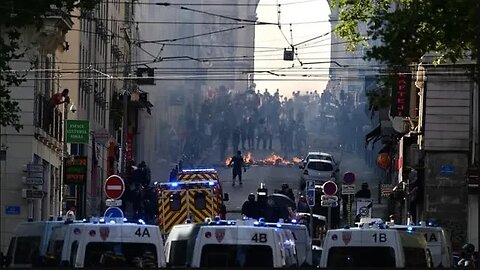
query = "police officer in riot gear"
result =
(241, 193, 259, 219)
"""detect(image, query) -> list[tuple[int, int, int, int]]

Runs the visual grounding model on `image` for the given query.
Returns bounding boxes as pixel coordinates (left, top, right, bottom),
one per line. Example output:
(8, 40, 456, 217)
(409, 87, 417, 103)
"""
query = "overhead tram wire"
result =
(105, 0, 319, 6)
(135, 25, 248, 44)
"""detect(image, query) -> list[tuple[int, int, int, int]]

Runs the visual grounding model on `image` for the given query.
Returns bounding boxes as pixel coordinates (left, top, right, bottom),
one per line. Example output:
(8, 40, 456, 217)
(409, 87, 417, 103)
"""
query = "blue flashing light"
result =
(137, 219, 146, 225)
(407, 226, 413, 232)
(291, 219, 297, 224)
(253, 221, 260, 226)
(208, 181, 215, 186)
(99, 218, 105, 223)
(109, 220, 116, 224)
(276, 223, 282, 228)
(171, 182, 179, 187)
(428, 221, 433, 226)
(123, 218, 128, 222)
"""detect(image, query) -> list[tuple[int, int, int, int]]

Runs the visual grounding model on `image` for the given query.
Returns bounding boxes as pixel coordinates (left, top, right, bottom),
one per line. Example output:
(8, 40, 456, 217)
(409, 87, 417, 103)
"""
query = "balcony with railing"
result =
(35, 95, 63, 148)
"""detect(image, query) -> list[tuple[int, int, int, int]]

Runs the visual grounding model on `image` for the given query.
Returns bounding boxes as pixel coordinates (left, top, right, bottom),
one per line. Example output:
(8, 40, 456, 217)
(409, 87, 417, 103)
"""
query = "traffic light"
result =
(136, 68, 155, 85)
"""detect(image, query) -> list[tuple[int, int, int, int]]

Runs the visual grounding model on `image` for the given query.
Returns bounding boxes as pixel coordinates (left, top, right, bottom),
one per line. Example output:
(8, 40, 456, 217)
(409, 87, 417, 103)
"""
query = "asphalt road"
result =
(217, 148, 386, 221)
(218, 165, 303, 219)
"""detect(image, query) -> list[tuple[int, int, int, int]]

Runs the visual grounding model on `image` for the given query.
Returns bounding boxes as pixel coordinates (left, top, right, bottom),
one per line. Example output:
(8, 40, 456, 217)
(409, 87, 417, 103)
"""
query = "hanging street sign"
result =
(23, 163, 44, 185)
(342, 184, 356, 195)
(356, 198, 373, 218)
(22, 189, 44, 199)
(321, 201, 338, 207)
(306, 180, 315, 207)
(321, 195, 338, 202)
(94, 128, 110, 145)
(106, 199, 122, 207)
(66, 120, 90, 144)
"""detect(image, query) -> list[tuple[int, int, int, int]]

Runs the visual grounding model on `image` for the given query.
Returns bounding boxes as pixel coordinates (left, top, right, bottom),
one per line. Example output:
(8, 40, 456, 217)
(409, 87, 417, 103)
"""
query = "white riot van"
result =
(166, 219, 298, 268)
(46, 218, 166, 268)
(320, 223, 432, 268)
(164, 223, 203, 267)
(5, 219, 71, 268)
(264, 221, 312, 266)
(389, 222, 453, 267)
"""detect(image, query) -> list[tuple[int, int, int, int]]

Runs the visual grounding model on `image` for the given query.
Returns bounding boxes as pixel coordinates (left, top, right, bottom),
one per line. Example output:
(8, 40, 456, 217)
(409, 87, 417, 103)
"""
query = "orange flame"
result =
(292, 157, 303, 164)
(244, 152, 254, 164)
(225, 153, 303, 166)
(224, 152, 254, 166)
(224, 157, 232, 166)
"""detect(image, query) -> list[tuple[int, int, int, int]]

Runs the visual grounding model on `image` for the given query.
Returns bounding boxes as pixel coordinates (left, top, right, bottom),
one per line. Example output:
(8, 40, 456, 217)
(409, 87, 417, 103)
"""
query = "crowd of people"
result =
(173, 88, 328, 164)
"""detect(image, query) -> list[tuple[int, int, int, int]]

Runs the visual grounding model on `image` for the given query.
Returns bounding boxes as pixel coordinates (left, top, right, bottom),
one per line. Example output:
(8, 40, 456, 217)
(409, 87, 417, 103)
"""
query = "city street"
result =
(204, 136, 388, 221)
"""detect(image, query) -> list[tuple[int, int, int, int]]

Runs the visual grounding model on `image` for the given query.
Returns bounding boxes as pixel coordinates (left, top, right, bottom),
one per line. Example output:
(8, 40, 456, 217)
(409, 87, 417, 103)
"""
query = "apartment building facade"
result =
(0, 0, 134, 252)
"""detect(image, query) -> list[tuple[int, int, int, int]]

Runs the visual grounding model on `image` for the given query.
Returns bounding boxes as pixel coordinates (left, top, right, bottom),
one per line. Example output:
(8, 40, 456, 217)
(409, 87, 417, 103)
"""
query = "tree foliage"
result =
(332, 0, 477, 66)
(0, 0, 98, 131)
(331, 0, 479, 110)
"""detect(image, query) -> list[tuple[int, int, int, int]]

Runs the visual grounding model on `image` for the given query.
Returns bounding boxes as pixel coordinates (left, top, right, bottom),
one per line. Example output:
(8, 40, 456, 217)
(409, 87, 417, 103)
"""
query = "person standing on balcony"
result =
(50, 88, 70, 107)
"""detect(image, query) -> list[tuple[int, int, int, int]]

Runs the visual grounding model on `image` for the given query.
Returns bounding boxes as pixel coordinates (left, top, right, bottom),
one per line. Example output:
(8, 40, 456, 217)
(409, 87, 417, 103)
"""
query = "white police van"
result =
(45, 218, 166, 268)
(164, 223, 203, 267)
(5, 219, 73, 268)
(264, 220, 312, 266)
(320, 223, 432, 268)
(166, 218, 298, 268)
(389, 222, 453, 267)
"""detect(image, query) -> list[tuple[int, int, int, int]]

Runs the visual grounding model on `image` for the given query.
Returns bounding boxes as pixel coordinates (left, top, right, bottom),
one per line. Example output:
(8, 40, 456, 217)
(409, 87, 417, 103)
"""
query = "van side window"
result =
(46, 240, 64, 265)
(194, 193, 206, 210)
(170, 193, 182, 211)
(84, 242, 157, 267)
(169, 240, 188, 266)
(13, 236, 41, 265)
(70, 241, 79, 266)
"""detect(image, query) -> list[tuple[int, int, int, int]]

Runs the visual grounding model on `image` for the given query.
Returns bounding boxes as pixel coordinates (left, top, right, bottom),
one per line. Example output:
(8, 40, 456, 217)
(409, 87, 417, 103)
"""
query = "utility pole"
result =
(476, 0, 480, 254)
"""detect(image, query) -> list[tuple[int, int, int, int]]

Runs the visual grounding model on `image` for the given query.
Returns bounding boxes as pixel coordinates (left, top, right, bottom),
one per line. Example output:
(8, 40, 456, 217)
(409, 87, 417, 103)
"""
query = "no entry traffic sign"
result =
(104, 175, 125, 200)
(323, 181, 338, 196)
(343, 171, 356, 185)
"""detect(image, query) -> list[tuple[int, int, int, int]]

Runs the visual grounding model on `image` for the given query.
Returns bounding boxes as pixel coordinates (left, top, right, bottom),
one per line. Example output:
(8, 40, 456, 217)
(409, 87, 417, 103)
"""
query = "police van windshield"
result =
(200, 244, 273, 267)
(84, 242, 157, 268)
(327, 247, 396, 267)
(13, 236, 41, 265)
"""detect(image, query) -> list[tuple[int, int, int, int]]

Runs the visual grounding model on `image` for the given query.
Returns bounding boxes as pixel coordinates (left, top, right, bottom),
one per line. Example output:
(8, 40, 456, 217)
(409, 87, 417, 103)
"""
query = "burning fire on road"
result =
(224, 152, 303, 167)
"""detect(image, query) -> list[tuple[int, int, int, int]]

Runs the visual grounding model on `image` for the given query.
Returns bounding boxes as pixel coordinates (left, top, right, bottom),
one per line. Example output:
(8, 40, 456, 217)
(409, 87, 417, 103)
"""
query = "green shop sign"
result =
(66, 120, 90, 144)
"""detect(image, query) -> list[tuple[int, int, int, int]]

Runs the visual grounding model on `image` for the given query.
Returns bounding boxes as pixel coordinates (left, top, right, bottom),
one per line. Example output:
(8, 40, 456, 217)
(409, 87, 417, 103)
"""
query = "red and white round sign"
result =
(104, 175, 125, 200)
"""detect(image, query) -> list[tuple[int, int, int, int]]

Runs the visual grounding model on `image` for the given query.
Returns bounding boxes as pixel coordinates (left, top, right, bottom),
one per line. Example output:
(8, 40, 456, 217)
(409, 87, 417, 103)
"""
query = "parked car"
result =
(299, 159, 338, 190)
(301, 152, 339, 170)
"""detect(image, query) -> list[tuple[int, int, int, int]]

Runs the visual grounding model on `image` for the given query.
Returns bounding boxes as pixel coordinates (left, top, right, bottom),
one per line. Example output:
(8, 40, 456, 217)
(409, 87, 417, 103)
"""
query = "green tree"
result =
(0, 0, 97, 131)
(331, 0, 479, 108)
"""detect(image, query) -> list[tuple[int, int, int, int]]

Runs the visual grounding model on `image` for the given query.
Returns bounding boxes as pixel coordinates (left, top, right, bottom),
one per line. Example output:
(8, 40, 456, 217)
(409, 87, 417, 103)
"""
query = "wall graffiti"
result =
(438, 220, 466, 251)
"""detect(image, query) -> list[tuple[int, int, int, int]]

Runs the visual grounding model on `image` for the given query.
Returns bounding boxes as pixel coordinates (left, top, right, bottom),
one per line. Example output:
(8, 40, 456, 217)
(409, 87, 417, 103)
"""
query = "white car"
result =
(301, 152, 338, 170)
(300, 159, 338, 186)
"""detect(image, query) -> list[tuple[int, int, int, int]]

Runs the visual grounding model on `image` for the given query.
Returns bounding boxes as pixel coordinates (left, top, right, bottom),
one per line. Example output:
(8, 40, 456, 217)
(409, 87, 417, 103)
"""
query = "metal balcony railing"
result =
(35, 95, 63, 142)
